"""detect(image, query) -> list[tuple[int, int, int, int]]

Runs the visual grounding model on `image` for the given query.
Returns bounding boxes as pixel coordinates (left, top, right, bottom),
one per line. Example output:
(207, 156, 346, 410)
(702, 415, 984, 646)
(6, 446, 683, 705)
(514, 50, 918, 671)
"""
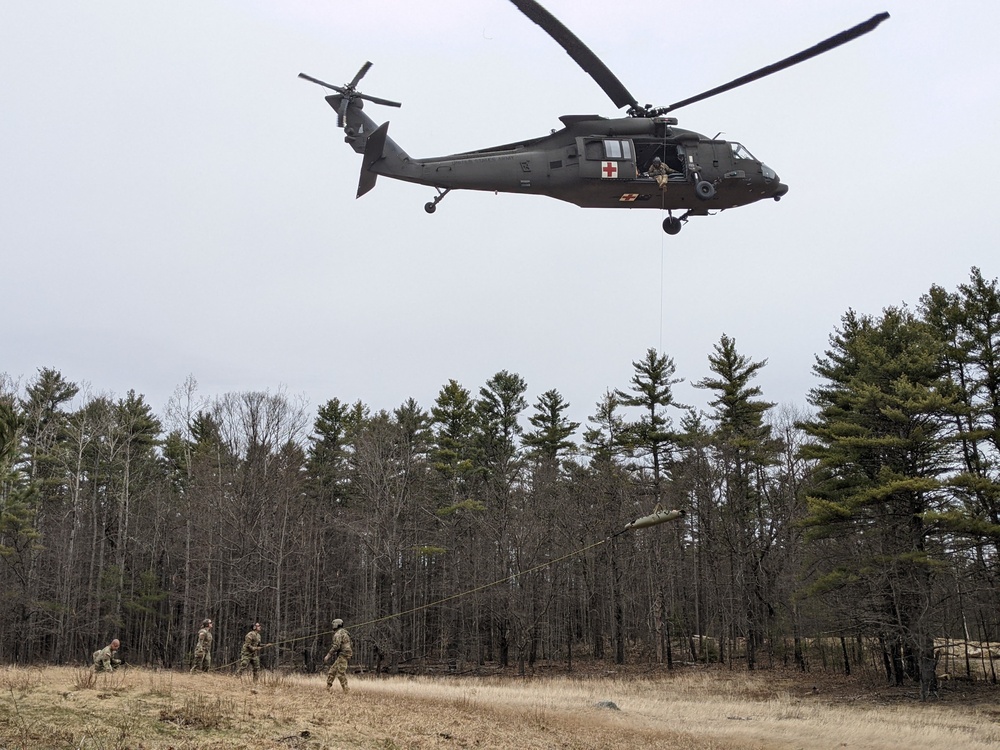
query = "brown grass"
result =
(0, 664, 995, 749)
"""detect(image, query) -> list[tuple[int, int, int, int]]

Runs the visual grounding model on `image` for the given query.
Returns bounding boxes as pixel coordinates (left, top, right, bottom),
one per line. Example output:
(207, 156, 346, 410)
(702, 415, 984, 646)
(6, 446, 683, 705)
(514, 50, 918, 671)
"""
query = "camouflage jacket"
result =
(195, 627, 213, 653)
(93, 645, 117, 666)
(325, 628, 352, 661)
(242, 630, 262, 654)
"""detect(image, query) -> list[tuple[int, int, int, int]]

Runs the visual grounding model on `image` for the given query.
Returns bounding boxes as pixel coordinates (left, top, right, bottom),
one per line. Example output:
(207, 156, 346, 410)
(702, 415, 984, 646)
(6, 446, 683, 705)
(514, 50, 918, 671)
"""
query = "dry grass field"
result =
(0, 664, 997, 749)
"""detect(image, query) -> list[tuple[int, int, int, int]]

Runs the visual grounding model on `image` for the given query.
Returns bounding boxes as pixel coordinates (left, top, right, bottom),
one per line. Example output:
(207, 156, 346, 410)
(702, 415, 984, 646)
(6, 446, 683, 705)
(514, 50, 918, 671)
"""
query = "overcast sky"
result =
(3, 0, 998, 433)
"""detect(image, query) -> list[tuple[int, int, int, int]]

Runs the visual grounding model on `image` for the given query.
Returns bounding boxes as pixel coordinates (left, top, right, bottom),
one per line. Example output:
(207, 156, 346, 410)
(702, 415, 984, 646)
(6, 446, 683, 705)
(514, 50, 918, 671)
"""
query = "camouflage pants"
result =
(191, 649, 211, 672)
(237, 650, 260, 680)
(326, 655, 349, 692)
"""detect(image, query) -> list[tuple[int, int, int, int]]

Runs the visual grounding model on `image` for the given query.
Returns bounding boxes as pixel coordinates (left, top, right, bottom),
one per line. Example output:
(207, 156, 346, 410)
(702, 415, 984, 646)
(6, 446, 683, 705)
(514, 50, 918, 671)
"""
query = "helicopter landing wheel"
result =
(424, 187, 451, 215)
(662, 216, 683, 235)
(695, 180, 716, 200)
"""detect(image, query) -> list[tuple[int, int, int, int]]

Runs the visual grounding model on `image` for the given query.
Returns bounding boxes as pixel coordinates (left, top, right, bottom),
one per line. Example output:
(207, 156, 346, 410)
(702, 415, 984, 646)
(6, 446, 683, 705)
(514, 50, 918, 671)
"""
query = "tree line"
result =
(2, 268, 1000, 698)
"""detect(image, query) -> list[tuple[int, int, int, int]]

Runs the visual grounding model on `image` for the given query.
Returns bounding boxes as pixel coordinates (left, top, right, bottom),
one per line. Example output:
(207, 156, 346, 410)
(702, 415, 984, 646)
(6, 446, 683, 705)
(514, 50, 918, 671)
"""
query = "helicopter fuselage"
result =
(344, 101, 787, 214)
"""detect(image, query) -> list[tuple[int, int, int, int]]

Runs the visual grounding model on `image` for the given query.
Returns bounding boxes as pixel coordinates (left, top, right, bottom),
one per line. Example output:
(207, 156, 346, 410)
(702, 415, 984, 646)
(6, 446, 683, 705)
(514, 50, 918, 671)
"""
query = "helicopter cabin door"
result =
(577, 137, 637, 180)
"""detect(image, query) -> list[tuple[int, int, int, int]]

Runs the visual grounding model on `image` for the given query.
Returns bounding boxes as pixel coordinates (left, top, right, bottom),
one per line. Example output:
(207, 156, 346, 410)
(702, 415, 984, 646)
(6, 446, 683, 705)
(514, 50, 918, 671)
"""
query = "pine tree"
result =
(308, 398, 362, 506)
(430, 380, 478, 501)
(523, 389, 579, 466)
(800, 307, 958, 696)
(694, 334, 782, 669)
(0, 398, 42, 662)
(615, 348, 684, 505)
(474, 370, 528, 500)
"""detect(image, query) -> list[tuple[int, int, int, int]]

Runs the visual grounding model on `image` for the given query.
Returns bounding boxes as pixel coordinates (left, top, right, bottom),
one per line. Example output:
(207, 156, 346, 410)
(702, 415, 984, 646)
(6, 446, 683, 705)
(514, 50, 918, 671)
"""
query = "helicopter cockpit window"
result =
(730, 142, 756, 161)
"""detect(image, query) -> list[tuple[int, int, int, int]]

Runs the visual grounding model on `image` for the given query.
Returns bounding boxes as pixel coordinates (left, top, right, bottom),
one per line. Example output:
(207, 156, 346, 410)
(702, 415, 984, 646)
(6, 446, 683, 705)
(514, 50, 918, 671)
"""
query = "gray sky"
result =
(3, 0, 998, 432)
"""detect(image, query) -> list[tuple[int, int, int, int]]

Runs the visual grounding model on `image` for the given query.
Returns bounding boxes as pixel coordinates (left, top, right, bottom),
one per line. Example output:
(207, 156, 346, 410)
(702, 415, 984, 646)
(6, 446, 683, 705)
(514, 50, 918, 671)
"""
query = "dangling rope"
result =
(656, 131, 672, 353)
(660, 224, 666, 353)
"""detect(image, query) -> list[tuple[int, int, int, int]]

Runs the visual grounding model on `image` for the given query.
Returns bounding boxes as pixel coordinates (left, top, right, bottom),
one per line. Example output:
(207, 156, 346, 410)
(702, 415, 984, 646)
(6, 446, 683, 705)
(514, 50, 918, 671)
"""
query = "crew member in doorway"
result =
(647, 156, 675, 189)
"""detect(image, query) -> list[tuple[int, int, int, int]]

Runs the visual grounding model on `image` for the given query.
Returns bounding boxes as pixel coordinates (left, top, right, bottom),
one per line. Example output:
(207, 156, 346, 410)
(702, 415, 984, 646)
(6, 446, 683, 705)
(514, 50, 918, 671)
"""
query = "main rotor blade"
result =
(663, 12, 890, 113)
(509, 0, 640, 112)
(349, 61, 373, 89)
(298, 73, 344, 93)
(357, 93, 402, 108)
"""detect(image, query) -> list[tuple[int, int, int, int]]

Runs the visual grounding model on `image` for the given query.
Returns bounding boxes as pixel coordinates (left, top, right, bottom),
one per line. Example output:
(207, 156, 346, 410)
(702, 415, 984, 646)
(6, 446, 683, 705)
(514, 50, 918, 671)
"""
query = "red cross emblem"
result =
(619, 193, 639, 202)
(601, 161, 618, 179)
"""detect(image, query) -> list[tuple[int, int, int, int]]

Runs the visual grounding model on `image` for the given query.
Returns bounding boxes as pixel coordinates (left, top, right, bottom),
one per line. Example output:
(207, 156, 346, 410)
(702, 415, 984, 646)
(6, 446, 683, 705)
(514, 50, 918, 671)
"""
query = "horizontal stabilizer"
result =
(358, 122, 389, 198)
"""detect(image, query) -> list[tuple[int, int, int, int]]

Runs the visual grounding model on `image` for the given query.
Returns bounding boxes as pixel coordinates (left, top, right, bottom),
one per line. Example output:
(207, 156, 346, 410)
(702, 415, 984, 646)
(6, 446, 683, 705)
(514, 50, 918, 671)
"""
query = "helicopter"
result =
(300, 0, 888, 235)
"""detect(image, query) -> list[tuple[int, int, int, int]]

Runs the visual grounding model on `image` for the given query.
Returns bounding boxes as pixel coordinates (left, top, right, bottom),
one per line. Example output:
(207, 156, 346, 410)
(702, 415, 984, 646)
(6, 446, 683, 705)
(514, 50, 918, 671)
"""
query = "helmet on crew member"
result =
(332, 618, 343, 629)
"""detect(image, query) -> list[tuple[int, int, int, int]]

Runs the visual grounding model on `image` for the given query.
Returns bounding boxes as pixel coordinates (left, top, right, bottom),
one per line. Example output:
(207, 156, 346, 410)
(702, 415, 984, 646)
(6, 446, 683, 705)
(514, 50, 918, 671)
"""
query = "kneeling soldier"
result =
(93, 639, 121, 673)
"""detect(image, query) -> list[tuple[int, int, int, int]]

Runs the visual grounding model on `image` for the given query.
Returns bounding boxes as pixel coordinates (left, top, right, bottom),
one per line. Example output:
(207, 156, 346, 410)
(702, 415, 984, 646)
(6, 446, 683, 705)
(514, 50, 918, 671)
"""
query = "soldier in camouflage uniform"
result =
(324, 618, 352, 693)
(191, 618, 214, 672)
(236, 622, 265, 681)
(93, 639, 121, 672)
(647, 156, 676, 189)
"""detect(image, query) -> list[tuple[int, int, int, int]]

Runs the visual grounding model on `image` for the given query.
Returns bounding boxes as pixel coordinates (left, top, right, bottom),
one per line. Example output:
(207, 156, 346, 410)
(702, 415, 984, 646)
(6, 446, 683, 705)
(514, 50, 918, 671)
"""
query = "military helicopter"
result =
(300, 0, 888, 235)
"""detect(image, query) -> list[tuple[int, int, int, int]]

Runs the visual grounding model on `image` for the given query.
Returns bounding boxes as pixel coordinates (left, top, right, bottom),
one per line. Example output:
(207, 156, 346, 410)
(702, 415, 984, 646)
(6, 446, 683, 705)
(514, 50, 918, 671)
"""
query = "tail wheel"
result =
(662, 217, 682, 235)
(695, 181, 716, 200)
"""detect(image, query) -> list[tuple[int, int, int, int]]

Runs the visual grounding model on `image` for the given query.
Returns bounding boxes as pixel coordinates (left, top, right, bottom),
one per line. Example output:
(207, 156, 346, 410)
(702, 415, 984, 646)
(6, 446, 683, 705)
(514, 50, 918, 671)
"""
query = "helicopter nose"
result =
(761, 163, 786, 199)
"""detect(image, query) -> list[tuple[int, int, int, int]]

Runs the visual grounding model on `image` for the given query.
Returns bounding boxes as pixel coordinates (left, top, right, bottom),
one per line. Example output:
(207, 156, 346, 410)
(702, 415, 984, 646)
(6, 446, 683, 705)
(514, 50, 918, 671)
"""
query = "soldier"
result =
(236, 622, 268, 681)
(191, 618, 214, 672)
(647, 156, 675, 189)
(93, 638, 121, 673)
(324, 618, 353, 693)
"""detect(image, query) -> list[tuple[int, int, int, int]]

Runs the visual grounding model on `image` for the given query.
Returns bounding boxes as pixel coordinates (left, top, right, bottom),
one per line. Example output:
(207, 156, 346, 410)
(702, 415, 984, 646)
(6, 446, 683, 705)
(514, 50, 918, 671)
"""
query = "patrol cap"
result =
(332, 618, 344, 628)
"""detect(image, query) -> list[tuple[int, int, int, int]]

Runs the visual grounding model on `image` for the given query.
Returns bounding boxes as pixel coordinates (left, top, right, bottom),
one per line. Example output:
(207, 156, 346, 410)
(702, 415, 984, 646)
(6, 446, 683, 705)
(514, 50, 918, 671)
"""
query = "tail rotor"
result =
(298, 63, 401, 128)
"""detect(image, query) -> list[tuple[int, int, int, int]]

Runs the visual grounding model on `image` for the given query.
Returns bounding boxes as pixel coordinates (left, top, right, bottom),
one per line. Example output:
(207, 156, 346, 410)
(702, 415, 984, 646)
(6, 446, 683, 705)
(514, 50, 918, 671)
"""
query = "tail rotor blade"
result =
(301, 64, 401, 121)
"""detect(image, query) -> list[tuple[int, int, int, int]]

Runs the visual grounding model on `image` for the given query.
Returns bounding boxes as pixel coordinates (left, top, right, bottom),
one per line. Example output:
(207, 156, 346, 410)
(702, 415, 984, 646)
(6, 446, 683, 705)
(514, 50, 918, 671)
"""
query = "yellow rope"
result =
(340, 535, 614, 635)
(199, 520, 665, 676)
(205, 532, 620, 671)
